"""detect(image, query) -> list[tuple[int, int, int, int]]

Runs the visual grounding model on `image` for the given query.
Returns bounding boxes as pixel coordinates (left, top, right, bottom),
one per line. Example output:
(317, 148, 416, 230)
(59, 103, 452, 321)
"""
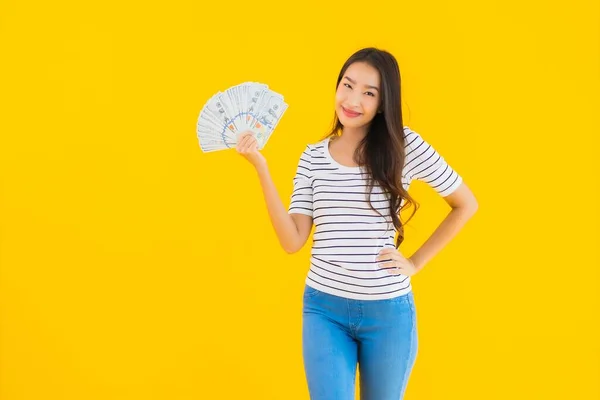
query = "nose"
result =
(348, 91, 361, 108)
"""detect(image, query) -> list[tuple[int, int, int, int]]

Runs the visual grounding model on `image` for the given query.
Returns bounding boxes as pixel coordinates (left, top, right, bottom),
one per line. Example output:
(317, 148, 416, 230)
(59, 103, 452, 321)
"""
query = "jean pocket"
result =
(389, 291, 414, 306)
(303, 284, 322, 299)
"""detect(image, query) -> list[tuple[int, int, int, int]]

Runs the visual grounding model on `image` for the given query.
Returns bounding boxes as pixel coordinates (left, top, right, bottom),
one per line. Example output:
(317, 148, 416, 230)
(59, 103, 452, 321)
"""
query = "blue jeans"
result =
(302, 285, 418, 400)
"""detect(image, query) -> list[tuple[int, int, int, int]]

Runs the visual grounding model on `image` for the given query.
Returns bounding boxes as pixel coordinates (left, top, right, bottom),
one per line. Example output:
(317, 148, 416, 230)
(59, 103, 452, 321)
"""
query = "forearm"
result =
(255, 164, 302, 253)
(409, 206, 477, 271)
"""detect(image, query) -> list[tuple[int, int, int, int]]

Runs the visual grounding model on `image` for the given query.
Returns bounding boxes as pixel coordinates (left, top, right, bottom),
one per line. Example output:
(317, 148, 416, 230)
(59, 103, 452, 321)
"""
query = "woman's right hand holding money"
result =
(236, 131, 267, 170)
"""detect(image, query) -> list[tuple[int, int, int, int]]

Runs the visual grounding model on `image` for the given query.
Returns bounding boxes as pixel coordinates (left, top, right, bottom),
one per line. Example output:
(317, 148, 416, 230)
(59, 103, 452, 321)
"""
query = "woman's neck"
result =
(336, 126, 367, 148)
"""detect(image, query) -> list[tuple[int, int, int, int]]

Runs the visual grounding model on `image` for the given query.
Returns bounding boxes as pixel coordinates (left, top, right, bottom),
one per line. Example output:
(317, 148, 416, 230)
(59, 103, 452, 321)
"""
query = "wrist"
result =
(409, 256, 424, 272)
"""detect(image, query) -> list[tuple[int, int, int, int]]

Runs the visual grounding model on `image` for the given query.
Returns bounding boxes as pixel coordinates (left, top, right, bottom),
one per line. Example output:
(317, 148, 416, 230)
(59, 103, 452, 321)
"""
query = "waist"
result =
(306, 257, 412, 301)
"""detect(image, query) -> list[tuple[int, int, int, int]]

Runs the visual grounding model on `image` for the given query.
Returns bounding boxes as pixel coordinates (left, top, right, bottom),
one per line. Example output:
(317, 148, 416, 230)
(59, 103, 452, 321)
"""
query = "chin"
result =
(337, 115, 370, 130)
(341, 120, 367, 129)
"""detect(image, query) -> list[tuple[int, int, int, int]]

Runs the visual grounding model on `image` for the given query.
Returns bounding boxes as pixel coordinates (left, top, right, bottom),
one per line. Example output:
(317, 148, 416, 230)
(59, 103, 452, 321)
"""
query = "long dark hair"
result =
(325, 47, 419, 248)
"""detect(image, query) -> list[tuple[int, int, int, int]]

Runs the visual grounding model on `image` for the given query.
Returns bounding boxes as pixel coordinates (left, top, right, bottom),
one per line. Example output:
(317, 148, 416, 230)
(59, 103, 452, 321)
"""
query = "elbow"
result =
(446, 183, 478, 216)
(283, 245, 301, 254)
(463, 200, 479, 217)
(451, 200, 478, 218)
(282, 240, 303, 254)
(470, 198, 479, 214)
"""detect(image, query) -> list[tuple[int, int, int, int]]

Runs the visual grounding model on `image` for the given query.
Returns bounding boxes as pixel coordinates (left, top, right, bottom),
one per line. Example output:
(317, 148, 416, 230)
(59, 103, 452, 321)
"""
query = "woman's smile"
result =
(341, 106, 362, 118)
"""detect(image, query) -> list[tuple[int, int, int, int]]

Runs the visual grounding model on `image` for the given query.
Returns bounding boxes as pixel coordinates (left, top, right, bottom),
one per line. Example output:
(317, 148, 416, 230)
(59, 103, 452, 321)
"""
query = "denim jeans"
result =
(302, 284, 418, 400)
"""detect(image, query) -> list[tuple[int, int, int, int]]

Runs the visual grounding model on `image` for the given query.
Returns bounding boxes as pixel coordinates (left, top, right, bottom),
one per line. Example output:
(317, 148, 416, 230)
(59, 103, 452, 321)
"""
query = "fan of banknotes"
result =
(196, 82, 288, 153)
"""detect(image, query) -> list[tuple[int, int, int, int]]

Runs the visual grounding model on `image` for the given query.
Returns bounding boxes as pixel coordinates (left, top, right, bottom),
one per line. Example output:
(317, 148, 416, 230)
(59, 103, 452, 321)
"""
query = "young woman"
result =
(236, 47, 478, 400)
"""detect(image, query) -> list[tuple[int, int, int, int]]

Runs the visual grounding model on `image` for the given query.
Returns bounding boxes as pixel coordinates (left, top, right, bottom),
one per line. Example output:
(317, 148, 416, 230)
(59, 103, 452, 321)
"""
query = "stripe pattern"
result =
(288, 126, 463, 300)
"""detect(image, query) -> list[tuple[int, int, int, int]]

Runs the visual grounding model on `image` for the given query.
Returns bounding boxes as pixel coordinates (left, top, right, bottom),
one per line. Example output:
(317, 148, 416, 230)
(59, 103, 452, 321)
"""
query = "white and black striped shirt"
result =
(288, 126, 463, 300)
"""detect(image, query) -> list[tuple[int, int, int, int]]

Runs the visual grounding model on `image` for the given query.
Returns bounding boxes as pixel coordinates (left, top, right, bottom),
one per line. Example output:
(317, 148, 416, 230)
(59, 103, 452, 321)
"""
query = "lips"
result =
(342, 106, 361, 118)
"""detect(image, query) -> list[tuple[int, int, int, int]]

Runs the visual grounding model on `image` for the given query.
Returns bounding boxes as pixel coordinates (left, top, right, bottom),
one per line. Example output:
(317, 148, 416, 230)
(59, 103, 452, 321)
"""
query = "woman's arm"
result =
(236, 131, 313, 254)
(255, 163, 313, 253)
(409, 182, 479, 271)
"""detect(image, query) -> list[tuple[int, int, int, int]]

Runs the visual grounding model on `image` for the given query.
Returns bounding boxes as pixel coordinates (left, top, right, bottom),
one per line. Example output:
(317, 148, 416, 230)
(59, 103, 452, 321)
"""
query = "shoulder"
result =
(402, 125, 423, 148)
(294, 139, 327, 170)
(301, 138, 329, 158)
(309, 137, 328, 151)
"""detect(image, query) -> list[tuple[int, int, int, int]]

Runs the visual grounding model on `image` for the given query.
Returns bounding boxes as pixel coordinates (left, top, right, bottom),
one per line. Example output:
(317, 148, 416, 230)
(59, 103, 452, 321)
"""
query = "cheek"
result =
(335, 89, 346, 104)
(364, 97, 379, 114)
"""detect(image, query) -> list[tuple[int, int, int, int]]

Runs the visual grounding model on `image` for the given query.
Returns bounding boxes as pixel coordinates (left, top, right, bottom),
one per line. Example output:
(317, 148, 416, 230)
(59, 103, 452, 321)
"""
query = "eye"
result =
(344, 83, 352, 89)
(365, 91, 376, 97)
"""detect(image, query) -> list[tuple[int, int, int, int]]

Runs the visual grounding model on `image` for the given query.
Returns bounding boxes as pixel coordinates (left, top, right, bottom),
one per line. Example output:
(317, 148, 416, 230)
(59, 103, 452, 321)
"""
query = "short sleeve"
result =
(288, 145, 314, 217)
(404, 128, 463, 197)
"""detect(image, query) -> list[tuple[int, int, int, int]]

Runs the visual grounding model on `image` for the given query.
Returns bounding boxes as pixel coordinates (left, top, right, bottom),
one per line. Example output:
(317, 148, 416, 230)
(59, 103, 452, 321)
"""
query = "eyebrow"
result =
(344, 76, 379, 91)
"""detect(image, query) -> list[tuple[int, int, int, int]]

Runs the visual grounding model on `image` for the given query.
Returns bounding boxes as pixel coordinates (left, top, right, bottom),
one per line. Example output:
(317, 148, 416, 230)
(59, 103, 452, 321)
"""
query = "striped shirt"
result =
(288, 126, 463, 300)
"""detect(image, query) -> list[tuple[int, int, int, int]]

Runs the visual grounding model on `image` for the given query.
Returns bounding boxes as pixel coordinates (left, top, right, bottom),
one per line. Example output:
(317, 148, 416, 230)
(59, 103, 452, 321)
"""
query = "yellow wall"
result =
(1, 0, 598, 399)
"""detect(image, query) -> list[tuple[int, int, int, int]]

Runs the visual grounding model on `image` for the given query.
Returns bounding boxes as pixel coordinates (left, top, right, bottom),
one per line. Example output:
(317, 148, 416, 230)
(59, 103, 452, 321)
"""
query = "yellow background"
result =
(1, 0, 598, 399)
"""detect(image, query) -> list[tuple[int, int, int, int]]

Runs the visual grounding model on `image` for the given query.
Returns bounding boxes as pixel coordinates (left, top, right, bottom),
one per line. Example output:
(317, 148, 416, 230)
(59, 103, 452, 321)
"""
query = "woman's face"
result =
(335, 61, 382, 130)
